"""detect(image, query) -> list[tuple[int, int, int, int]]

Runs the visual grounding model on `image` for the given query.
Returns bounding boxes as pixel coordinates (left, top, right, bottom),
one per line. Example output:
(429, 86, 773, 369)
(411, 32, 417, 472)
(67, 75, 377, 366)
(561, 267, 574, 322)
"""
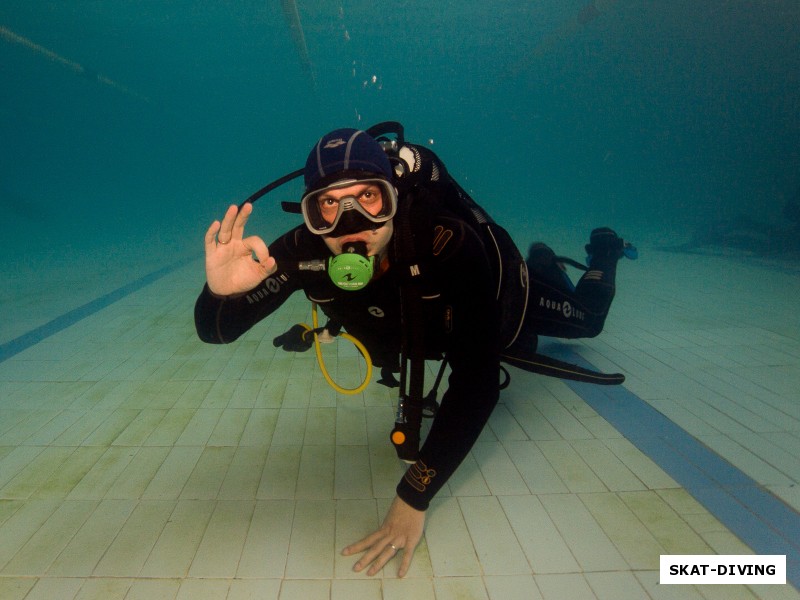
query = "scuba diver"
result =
(194, 123, 635, 577)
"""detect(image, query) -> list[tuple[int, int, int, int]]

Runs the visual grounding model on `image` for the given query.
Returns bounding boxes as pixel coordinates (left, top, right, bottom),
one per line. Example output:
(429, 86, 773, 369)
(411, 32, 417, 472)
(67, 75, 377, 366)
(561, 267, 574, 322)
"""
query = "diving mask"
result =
(300, 178, 397, 236)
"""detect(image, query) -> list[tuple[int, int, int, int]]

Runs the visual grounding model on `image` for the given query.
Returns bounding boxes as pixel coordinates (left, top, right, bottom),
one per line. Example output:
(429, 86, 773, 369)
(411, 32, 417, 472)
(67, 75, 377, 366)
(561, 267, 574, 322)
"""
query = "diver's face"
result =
(318, 182, 394, 257)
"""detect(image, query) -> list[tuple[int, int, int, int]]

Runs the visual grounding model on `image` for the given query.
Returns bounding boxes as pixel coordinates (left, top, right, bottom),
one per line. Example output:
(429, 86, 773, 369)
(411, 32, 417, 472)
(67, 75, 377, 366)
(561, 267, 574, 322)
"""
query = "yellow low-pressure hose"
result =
(300, 303, 373, 395)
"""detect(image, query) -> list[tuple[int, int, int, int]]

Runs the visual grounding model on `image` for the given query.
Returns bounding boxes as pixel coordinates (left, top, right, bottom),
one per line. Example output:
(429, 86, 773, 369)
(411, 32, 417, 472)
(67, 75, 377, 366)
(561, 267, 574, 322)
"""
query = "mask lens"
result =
(301, 179, 396, 235)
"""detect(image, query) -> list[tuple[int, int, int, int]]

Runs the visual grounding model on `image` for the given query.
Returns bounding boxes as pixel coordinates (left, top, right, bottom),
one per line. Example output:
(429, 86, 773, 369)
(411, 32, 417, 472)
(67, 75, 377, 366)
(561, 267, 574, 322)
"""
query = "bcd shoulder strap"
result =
(389, 190, 435, 462)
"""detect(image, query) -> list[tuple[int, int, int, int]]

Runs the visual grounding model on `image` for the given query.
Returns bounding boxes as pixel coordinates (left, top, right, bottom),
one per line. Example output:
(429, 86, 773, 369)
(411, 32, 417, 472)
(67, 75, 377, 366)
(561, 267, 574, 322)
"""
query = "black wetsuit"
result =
(195, 214, 500, 511)
(194, 183, 621, 509)
(519, 246, 618, 345)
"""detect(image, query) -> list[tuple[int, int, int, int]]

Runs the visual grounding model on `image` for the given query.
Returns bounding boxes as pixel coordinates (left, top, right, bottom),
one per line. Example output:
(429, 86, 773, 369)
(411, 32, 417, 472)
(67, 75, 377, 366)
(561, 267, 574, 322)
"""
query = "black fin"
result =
(501, 352, 625, 385)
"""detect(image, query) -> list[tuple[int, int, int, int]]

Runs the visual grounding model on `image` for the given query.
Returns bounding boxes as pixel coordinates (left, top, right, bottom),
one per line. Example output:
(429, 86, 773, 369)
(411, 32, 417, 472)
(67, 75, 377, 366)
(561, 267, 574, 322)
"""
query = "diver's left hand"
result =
(342, 495, 425, 577)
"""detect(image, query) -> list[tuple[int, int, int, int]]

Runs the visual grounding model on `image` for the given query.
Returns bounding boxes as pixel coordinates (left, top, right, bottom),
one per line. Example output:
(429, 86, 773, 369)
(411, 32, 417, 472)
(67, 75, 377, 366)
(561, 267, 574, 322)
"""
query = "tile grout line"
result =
(552, 345, 800, 590)
(0, 255, 200, 364)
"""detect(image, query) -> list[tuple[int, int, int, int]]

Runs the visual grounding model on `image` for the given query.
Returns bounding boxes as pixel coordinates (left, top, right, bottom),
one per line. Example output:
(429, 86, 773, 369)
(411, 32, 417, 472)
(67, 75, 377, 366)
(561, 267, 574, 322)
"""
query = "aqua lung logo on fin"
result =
(368, 306, 385, 317)
(539, 295, 585, 321)
(324, 138, 347, 149)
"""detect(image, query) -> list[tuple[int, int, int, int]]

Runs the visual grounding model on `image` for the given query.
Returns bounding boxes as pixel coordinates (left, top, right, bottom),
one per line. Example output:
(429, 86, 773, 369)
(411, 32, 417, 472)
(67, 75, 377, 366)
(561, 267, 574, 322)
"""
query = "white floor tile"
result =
(125, 578, 181, 600)
(2, 245, 798, 598)
(47, 499, 137, 576)
(175, 578, 230, 600)
(537, 440, 607, 493)
(278, 579, 330, 600)
(571, 439, 646, 491)
(74, 577, 133, 600)
(503, 440, 569, 494)
(484, 575, 542, 600)
(459, 496, 531, 575)
(433, 577, 490, 600)
(236, 500, 294, 578)
(20, 577, 84, 600)
(139, 499, 215, 578)
(535, 573, 597, 600)
(142, 446, 204, 500)
(425, 496, 481, 577)
(0, 577, 36, 600)
(227, 579, 281, 600)
(92, 500, 174, 576)
(579, 492, 665, 570)
(180, 446, 236, 500)
(499, 495, 580, 574)
(188, 500, 255, 578)
(284, 500, 336, 579)
(539, 494, 628, 572)
(382, 577, 436, 600)
(2, 500, 96, 576)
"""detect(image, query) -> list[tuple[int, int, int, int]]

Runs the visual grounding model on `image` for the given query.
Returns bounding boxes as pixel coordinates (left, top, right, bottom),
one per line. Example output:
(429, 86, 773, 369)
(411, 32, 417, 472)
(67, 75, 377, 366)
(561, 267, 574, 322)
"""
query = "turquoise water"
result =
(1, 1, 799, 342)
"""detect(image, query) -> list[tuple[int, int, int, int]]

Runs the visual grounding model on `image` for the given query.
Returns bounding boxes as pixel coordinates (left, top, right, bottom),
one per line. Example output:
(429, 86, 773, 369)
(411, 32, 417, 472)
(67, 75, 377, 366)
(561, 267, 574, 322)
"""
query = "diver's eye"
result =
(317, 196, 340, 211)
(317, 196, 339, 221)
(358, 187, 382, 204)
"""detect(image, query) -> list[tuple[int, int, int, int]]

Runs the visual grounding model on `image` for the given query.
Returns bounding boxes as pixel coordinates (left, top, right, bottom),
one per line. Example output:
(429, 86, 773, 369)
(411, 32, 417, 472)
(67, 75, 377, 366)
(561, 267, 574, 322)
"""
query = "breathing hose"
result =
(300, 303, 373, 395)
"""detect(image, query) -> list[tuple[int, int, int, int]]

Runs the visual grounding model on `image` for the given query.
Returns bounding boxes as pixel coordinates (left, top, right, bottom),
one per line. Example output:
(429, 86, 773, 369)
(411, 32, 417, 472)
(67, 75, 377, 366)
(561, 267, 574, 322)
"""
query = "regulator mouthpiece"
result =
(328, 242, 374, 290)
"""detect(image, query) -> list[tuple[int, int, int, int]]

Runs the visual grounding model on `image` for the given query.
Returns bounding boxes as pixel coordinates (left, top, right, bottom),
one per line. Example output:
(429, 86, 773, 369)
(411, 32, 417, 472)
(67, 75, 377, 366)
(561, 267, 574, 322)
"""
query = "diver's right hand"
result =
(204, 203, 276, 296)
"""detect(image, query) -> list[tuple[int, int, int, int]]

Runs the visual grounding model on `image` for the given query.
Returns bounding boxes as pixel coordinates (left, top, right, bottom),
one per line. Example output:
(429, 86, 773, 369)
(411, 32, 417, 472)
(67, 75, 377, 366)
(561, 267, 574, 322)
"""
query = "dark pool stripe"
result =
(0, 255, 198, 364)
(551, 345, 799, 589)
